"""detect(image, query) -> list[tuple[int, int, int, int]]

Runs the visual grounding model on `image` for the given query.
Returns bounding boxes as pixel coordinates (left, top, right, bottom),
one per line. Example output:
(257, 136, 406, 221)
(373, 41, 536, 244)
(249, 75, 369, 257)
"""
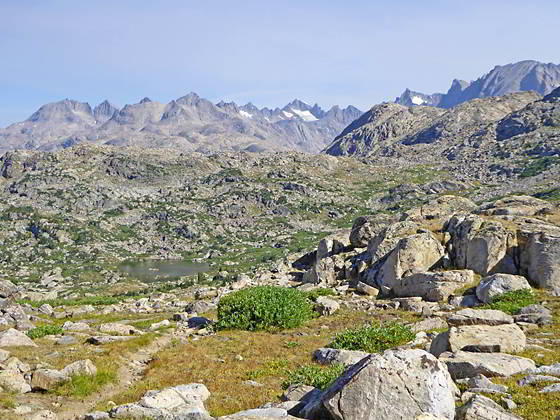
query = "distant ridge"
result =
(0, 94, 362, 154)
(396, 60, 560, 108)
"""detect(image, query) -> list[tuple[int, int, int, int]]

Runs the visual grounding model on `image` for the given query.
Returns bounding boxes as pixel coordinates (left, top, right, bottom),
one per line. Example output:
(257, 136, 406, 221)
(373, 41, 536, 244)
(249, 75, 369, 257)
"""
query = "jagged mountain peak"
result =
(139, 97, 152, 104)
(396, 60, 560, 109)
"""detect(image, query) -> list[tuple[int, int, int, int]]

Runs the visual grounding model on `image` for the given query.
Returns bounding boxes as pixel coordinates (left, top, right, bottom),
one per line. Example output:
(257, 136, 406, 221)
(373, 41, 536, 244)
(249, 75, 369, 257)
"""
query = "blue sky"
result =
(0, 0, 558, 126)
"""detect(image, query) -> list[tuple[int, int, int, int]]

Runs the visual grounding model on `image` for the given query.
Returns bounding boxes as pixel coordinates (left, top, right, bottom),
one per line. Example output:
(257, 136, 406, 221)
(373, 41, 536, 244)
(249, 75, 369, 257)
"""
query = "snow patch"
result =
(283, 111, 294, 118)
(411, 96, 425, 105)
(239, 110, 253, 119)
(290, 108, 318, 121)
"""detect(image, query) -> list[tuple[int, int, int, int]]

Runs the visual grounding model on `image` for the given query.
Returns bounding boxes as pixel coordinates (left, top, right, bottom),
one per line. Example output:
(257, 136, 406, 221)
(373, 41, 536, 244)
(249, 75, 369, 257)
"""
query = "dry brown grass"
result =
(103, 308, 415, 417)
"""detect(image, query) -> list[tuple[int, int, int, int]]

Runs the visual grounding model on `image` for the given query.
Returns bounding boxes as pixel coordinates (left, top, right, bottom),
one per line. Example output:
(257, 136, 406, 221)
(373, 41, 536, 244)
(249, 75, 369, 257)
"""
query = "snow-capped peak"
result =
(239, 110, 253, 119)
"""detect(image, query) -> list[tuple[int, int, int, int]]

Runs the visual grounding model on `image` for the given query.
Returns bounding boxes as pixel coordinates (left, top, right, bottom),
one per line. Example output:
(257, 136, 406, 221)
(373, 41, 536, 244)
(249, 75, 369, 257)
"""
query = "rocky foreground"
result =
(0, 187, 559, 419)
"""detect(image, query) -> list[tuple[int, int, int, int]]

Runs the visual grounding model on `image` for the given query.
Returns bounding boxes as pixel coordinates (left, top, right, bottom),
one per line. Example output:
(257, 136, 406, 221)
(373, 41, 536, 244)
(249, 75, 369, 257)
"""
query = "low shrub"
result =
(485, 289, 536, 314)
(215, 286, 313, 331)
(283, 363, 345, 390)
(27, 325, 64, 339)
(305, 288, 336, 302)
(330, 322, 415, 353)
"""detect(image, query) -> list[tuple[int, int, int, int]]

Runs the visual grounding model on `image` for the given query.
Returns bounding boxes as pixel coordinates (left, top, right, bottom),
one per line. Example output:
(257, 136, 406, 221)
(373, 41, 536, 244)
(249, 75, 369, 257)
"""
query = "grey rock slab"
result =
(0, 369, 31, 393)
(447, 308, 513, 327)
(223, 408, 289, 418)
(31, 368, 68, 391)
(430, 324, 526, 357)
(313, 347, 369, 367)
(62, 359, 97, 376)
(0, 328, 37, 347)
(317, 349, 456, 420)
(476, 274, 531, 304)
(394, 270, 475, 302)
(467, 374, 508, 393)
(440, 351, 536, 379)
(540, 383, 560, 393)
(455, 394, 522, 419)
(86, 335, 135, 345)
(522, 231, 560, 292)
(518, 374, 560, 386)
(448, 294, 482, 308)
(314, 296, 340, 316)
(84, 412, 110, 420)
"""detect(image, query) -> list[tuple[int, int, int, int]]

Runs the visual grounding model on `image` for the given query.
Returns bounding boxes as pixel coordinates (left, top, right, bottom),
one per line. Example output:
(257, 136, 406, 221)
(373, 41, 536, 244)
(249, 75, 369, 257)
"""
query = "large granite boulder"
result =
(430, 324, 526, 357)
(350, 214, 395, 248)
(393, 270, 475, 301)
(0, 328, 37, 347)
(521, 231, 560, 292)
(445, 215, 517, 276)
(375, 233, 444, 292)
(304, 349, 455, 420)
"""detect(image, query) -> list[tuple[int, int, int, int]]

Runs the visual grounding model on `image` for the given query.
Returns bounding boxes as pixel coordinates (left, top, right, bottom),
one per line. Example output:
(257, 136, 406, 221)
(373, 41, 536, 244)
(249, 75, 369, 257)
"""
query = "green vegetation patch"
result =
(55, 368, 117, 397)
(283, 363, 345, 390)
(305, 288, 336, 302)
(330, 322, 415, 353)
(519, 156, 560, 178)
(216, 286, 314, 331)
(19, 295, 121, 308)
(484, 289, 536, 315)
(27, 325, 64, 339)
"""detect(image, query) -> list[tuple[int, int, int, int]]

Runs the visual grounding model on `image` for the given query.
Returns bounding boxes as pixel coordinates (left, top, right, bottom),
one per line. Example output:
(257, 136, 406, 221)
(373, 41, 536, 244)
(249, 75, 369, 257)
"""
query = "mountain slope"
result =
(396, 60, 560, 108)
(0, 94, 362, 154)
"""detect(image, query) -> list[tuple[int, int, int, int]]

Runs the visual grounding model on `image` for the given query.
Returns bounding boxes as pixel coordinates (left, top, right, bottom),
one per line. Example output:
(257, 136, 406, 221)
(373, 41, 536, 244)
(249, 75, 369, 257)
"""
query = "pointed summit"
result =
(139, 97, 152, 104)
(93, 100, 119, 123)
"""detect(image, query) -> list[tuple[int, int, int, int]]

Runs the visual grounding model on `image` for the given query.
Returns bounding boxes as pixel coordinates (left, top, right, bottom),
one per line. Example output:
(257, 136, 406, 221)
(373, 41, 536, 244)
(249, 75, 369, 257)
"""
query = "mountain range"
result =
(0, 94, 362, 153)
(395, 60, 560, 108)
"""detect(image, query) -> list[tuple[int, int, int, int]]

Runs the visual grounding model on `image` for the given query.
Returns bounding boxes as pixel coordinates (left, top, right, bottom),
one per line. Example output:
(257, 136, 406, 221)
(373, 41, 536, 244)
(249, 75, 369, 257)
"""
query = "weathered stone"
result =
(99, 322, 142, 335)
(317, 231, 350, 260)
(521, 231, 560, 292)
(315, 297, 340, 316)
(62, 359, 97, 377)
(430, 324, 526, 357)
(31, 368, 68, 391)
(63, 321, 90, 332)
(467, 374, 508, 393)
(514, 309, 553, 324)
(0, 279, 18, 298)
(355, 281, 379, 297)
(316, 349, 455, 420)
(350, 215, 395, 248)
(448, 294, 482, 308)
(476, 273, 531, 304)
(185, 300, 216, 314)
(223, 408, 289, 418)
(402, 195, 477, 221)
(84, 412, 110, 420)
(313, 347, 369, 367)
(447, 309, 514, 327)
(302, 258, 337, 286)
(456, 394, 522, 419)
(0, 369, 31, 393)
(409, 317, 448, 333)
(440, 351, 536, 379)
(446, 215, 517, 276)
(394, 270, 475, 301)
(29, 410, 57, 420)
(86, 335, 135, 345)
(367, 221, 421, 263)
(518, 374, 560, 386)
(540, 383, 560, 393)
(376, 233, 444, 292)
(0, 328, 37, 347)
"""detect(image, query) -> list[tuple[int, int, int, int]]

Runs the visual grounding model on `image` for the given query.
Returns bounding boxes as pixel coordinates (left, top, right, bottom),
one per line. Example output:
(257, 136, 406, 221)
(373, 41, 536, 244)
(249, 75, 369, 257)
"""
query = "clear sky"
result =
(1, 0, 558, 126)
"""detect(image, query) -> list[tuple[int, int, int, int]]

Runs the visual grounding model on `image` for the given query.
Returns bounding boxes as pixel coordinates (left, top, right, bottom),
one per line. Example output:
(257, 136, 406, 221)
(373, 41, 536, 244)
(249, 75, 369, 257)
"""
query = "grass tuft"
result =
(484, 289, 536, 314)
(330, 322, 415, 353)
(283, 363, 345, 390)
